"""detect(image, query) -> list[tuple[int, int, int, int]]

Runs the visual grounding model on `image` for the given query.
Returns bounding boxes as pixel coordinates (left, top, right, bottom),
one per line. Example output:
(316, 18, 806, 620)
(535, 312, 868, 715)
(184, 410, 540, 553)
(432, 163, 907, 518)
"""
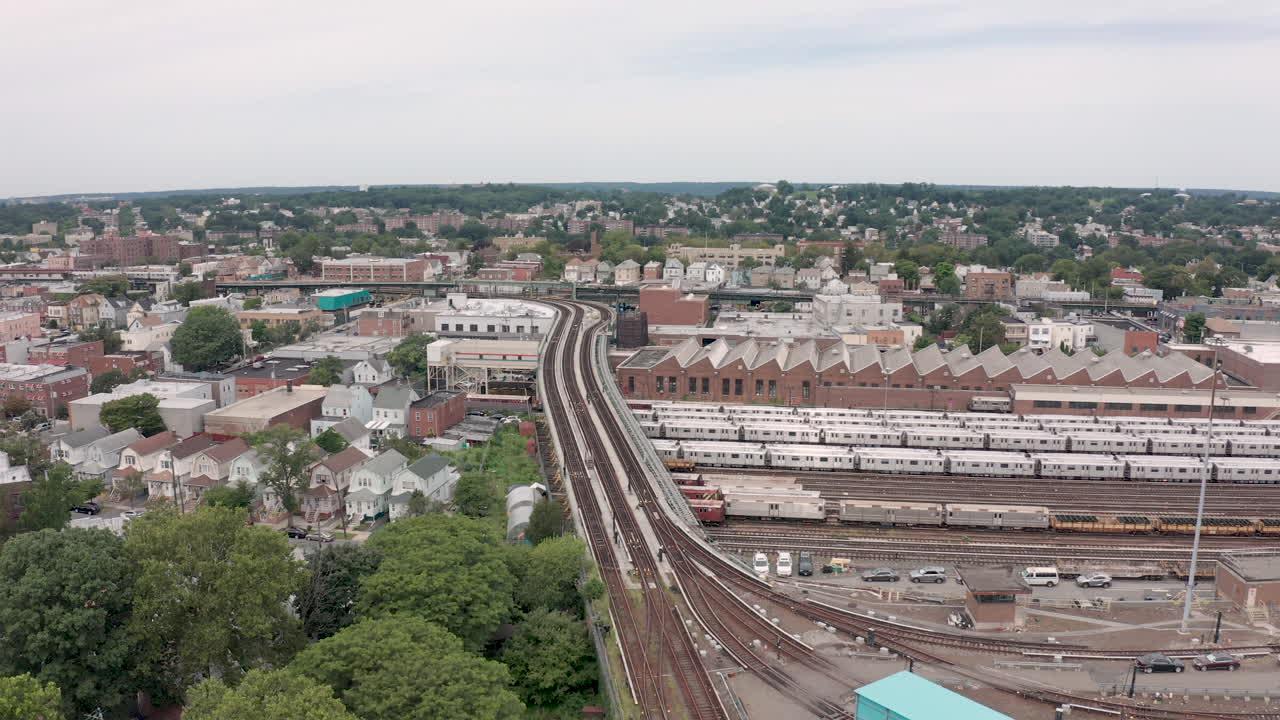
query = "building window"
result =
(701, 378, 709, 394)
(626, 376, 635, 393)
(1068, 401, 1097, 409)
(755, 380, 763, 396)
(1105, 402, 1133, 410)
(1033, 400, 1062, 408)
(1139, 403, 1168, 411)
(688, 377, 697, 394)
(486, 325, 495, 332)
(722, 378, 730, 395)
(469, 324, 478, 332)
(734, 379, 743, 396)
(801, 381, 810, 400)
(1174, 404, 1200, 412)
(767, 380, 776, 399)
(668, 377, 678, 393)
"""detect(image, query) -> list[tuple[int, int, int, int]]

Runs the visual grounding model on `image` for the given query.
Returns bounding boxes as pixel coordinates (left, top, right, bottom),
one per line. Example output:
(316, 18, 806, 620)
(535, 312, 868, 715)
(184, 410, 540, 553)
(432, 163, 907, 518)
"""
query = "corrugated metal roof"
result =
(855, 672, 1012, 720)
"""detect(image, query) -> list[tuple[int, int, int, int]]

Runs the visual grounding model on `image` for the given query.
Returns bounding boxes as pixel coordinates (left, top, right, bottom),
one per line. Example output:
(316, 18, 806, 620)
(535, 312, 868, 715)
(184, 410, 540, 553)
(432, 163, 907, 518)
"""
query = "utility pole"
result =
(1181, 338, 1223, 632)
(1127, 664, 1138, 698)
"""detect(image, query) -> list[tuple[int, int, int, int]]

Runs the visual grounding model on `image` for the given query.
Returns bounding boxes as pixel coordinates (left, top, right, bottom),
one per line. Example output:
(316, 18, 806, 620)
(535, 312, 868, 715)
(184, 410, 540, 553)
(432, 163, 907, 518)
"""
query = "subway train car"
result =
(838, 499, 945, 526)
(944, 451, 1038, 478)
(856, 448, 947, 475)
(945, 503, 1051, 530)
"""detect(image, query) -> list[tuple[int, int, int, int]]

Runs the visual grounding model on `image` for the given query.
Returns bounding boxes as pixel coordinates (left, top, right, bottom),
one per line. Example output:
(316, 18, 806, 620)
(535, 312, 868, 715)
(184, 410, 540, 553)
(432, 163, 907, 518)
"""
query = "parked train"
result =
(680, 482, 1280, 536)
(652, 439, 1280, 483)
(639, 419, 1280, 458)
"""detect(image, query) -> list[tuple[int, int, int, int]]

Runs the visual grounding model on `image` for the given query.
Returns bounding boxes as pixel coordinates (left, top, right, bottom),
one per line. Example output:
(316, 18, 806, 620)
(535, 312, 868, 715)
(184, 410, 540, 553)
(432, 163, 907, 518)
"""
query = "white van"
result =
(752, 552, 770, 575)
(776, 551, 793, 577)
(1021, 566, 1060, 587)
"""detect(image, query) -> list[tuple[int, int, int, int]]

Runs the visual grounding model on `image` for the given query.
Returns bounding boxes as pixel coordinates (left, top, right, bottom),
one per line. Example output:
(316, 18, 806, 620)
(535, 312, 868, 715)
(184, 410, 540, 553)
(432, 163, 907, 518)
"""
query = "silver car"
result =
(910, 566, 948, 584)
(1075, 572, 1112, 588)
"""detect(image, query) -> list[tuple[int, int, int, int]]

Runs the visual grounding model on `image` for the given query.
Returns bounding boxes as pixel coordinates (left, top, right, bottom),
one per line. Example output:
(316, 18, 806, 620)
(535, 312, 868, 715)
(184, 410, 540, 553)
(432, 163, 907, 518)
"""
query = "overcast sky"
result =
(4, 1, 1279, 197)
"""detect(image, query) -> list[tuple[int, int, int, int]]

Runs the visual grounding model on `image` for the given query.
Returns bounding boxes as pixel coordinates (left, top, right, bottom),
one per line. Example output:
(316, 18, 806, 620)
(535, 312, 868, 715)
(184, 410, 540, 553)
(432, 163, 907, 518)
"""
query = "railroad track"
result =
(556, 300, 1280, 720)
(542, 303, 721, 719)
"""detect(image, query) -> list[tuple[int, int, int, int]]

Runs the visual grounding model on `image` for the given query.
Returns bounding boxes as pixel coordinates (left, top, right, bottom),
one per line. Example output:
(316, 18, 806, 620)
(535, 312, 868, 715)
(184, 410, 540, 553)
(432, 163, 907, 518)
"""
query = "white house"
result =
(346, 449, 409, 521)
(302, 446, 370, 523)
(50, 427, 112, 466)
(613, 259, 641, 285)
(371, 385, 419, 438)
(351, 358, 393, 385)
(662, 258, 684, 281)
(75, 429, 142, 482)
(311, 384, 374, 436)
(685, 261, 707, 282)
(388, 454, 458, 520)
(704, 263, 727, 287)
(228, 450, 266, 488)
(327, 416, 372, 451)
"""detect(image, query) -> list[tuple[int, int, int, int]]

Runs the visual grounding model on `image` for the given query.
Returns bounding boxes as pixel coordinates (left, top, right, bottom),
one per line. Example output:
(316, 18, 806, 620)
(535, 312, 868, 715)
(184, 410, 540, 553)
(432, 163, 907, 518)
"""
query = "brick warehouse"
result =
(615, 339, 1223, 412)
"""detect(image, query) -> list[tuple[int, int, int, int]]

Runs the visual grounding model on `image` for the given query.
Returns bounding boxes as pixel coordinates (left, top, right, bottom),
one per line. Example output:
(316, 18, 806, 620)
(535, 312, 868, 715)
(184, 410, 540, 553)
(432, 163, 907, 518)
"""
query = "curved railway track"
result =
(553, 300, 1280, 720)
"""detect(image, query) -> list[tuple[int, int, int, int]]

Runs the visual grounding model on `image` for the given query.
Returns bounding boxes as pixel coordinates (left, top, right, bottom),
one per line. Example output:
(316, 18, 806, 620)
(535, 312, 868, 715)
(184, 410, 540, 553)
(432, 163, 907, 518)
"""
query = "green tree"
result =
(126, 507, 308, 705)
(913, 336, 933, 351)
(1183, 312, 1207, 344)
(76, 275, 129, 298)
(89, 368, 128, 394)
(959, 308, 1008, 353)
(19, 464, 99, 532)
(0, 433, 50, 476)
(201, 480, 256, 509)
(379, 435, 425, 462)
(453, 472, 501, 518)
(78, 324, 123, 354)
(893, 259, 920, 286)
(1, 395, 30, 419)
(0, 529, 135, 717)
(501, 609, 597, 710)
(242, 296, 263, 310)
(178, 262, 193, 277)
(291, 617, 523, 720)
(0, 674, 63, 720)
(314, 428, 349, 454)
(172, 281, 210, 304)
(386, 333, 436, 378)
(171, 306, 242, 371)
(295, 544, 383, 641)
(250, 319, 269, 344)
(249, 426, 318, 517)
(308, 356, 344, 386)
(516, 535, 588, 613)
(934, 262, 960, 295)
(359, 515, 516, 650)
(185, 669, 356, 720)
(1014, 253, 1047, 273)
(99, 393, 166, 436)
(525, 498, 564, 545)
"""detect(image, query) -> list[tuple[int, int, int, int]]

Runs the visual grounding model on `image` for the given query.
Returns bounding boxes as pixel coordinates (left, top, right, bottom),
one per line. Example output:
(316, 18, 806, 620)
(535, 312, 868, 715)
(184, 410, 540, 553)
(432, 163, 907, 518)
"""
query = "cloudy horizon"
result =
(4, 1, 1279, 197)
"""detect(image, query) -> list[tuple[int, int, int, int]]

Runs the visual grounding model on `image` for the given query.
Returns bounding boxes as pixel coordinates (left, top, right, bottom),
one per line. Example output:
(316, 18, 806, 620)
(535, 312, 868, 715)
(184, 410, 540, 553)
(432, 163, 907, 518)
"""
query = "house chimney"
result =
(286, 379, 293, 393)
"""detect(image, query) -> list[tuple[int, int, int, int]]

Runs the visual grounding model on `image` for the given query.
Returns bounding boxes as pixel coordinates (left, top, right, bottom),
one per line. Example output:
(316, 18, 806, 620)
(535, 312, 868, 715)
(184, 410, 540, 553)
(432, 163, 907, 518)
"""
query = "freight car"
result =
(723, 489, 825, 521)
(686, 497, 726, 524)
(838, 499, 944, 526)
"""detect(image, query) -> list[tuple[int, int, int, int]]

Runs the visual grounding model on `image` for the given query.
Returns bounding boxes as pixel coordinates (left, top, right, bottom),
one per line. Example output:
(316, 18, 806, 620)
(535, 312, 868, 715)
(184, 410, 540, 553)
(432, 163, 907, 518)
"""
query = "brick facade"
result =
(638, 286, 709, 326)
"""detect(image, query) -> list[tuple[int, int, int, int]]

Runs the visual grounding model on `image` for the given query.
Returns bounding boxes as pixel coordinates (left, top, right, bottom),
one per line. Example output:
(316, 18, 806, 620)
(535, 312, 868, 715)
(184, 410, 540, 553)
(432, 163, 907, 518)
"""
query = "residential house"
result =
(328, 416, 372, 451)
(371, 385, 419, 438)
(704, 263, 727, 287)
(112, 431, 178, 499)
(302, 446, 369, 523)
(642, 260, 662, 281)
(595, 261, 614, 284)
(148, 434, 219, 502)
(662, 258, 684, 281)
(388, 454, 458, 519)
(685, 261, 708, 282)
(50, 426, 112, 466)
(76, 429, 142, 482)
(346, 449, 409, 521)
(563, 258, 597, 283)
(227, 449, 266, 489)
(67, 293, 111, 330)
(351, 358, 393, 385)
(310, 384, 374, 436)
(614, 259, 641, 285)
(187, 438, 251, 503)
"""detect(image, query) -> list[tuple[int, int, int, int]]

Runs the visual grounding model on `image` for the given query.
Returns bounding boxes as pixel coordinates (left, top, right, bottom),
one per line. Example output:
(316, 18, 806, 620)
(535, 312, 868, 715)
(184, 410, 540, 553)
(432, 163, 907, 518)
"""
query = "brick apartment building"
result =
(566, 218, 634, 235)
(86, 350, 165, 379)
(0, 312, 40, 341)
(28, 340, 104, 367)
(964, 271, 1014, 300)
(638, 286, 709, 326)
(321, 257, 427, 282)
(382, 212, 467, 234)
(939, 231, 989, 250)
(0, 363, 91, 416)
(407, 390, 466, 438)
(229, 363, 314, 400)
(356, 308, 413, 338)
(79, 233, 204, 265)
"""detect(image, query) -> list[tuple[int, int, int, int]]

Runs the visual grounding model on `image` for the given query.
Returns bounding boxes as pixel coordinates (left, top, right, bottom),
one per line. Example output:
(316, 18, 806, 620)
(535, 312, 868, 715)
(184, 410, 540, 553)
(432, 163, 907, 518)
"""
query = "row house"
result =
(346, 449, 409, 521)
(301, 446, 370, 523)
(371, 385, 419, 438)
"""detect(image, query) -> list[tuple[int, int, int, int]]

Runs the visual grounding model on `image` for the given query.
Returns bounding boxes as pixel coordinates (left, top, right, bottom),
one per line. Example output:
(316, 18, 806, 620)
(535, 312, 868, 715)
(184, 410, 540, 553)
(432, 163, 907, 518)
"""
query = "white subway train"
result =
(652, 439, 1280, 484)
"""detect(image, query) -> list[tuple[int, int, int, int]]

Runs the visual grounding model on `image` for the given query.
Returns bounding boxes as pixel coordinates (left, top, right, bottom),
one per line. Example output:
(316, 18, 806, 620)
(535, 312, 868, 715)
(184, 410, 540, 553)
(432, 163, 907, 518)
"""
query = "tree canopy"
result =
(308, 356, 344, 386)
(514, 535, 588, 614)
(125, 507, 307, 705)
(291, 617, 523, 720)
(90, 369, 128, 394)
(295, 544, 383, 641)
(19, 464, 100, 533)
(171, 306, 242, 371)
(0, 529, 136, 717)
(0, 674, 63, 720)
(385, 334, 436, 378)
(359, 514, 516, 650)
(501, 609, 597, 710)
(248, 426, 319, 516)
(78, 324, 123, 354)
(99, 392, 166, 436)
(185, 669, 357, 720)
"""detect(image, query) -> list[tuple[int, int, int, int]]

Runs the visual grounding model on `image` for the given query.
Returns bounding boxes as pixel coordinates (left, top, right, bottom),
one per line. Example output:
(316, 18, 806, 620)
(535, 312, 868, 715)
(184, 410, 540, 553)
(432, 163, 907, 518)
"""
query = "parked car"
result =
(910, 566, 948, 584)
(283, 527, 309, 540)
(1193, 653, 1241, 671)
(122, 509, 146, 520)
(306, 531, 335, 543)
(1075, 572, 1112, 588)
(861, 567, 900, 582)
(71, 501, 101, 515)
(1135, 654, 1184, 673)
(776, 551, 793, 577)
(752, 552, 769, 575)
(797, 552, 814, 577)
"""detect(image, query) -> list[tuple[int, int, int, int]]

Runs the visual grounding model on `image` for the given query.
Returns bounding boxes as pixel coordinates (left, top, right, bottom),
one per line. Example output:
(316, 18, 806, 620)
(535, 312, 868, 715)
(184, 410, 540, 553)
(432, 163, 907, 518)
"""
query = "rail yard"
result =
(539, 300, 1280, 720)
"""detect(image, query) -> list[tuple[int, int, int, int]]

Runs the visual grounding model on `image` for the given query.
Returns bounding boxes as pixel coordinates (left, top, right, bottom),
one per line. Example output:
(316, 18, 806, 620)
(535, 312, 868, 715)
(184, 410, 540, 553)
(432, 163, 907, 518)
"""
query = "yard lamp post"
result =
(1180, 336, 1226, 633)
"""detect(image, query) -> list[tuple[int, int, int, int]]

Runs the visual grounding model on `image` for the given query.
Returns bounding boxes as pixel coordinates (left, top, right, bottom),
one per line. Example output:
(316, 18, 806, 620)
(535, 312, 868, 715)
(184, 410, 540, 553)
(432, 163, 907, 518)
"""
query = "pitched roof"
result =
(201, 437, 250, 464)
(91, 428, 143, 454)
(59, 426, 111, 449)
(404, 453, 450, 480)
(373, 385, 416, 409)
(319, 446, 370, 473)
(358, 449, 408, 477)
(330, 417, 370, 442)
(169, 434, 218, 460)
(125, 431, 178, 456)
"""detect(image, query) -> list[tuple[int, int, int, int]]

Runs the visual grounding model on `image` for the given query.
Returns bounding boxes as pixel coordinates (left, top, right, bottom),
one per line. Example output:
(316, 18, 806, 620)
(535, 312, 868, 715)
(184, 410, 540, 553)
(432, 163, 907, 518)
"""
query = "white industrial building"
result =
(428, 293, 555, 339)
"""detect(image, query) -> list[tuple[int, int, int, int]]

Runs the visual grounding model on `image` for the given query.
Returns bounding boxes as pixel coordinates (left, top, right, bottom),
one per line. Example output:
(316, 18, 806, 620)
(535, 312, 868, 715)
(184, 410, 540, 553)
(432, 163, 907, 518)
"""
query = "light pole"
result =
(1180, 337, 1225, 632)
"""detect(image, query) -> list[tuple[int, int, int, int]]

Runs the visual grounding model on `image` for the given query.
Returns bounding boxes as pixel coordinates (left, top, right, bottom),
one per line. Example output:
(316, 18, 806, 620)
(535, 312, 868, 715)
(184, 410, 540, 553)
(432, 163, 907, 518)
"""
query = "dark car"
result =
(861, 567, 900, 582)
(797, 552, 814, 577)
(1193, 653, 1241, 671)
(71, 501, 101, 515)
(1135, 653, 1184, 673)
(283, 526, 309, 540)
